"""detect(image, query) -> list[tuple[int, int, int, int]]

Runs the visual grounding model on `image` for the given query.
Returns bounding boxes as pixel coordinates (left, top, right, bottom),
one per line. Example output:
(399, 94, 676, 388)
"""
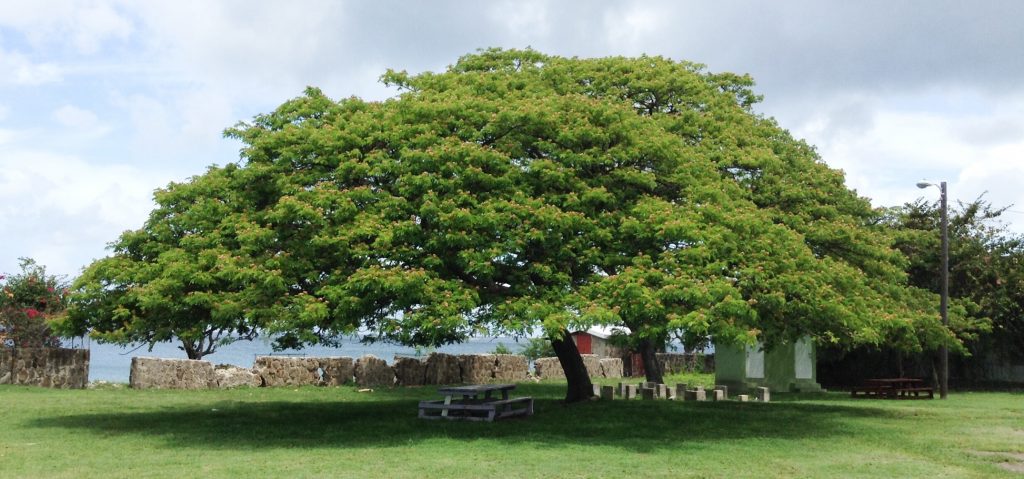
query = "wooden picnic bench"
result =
(851, 378, 934, 399)
(418, 384, 534, 422)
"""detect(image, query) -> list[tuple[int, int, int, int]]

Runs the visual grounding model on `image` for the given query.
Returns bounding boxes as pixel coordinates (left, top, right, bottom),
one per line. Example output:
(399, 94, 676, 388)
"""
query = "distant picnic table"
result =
(418, 384, 534, 422)
(851, 378, 934, 399)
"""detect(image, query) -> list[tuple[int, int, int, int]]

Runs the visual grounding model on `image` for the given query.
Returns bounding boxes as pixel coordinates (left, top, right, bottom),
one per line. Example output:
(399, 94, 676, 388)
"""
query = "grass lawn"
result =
(2, 375, 1022, 478)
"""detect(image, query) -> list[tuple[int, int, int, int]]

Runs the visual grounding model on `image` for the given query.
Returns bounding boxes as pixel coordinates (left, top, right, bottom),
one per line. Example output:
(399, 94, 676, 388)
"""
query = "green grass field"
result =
(2, 376, 1021, 478)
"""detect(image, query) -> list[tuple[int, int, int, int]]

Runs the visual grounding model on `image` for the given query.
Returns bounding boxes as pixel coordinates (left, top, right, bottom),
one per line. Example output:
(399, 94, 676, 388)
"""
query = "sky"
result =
(2, 0, 1023, 279)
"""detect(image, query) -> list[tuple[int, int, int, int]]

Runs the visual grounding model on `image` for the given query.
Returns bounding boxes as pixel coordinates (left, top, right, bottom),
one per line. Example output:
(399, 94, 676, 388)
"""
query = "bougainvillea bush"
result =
(0, 258, 66, 348)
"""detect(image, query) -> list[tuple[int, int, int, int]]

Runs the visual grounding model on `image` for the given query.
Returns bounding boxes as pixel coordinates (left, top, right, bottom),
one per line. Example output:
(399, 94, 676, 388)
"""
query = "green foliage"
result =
(58, 166, 291, 359)
(0, 258, 66, 348)
(386, 48, 948, 353)
(519, 337, 555, 361)
(883, 197, 1016, 356)
(492, 342, 513, 355)
(66, 48, 956, 360)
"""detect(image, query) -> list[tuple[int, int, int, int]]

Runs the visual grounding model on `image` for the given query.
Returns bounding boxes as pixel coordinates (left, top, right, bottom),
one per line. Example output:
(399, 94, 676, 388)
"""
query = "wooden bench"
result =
(418, 397, 534, 422)
(851, 378, 933, 400)
(850, 385, 892, 398)
(897, 387, 934, 399)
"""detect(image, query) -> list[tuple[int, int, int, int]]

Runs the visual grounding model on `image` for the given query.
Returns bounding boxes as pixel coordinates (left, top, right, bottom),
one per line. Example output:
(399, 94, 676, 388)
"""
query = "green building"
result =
(715, 336, 824, 393)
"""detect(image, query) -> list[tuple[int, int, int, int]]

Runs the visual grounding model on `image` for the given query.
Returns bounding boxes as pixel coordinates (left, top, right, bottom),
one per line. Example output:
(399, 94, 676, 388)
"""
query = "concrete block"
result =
(625, 384, 637, 399)
(711, 389, 724, 401)
(641, 387, 655, 400)
(738, 394, 749, 402)
(657, 383, 668, 399)
(618, 382, 627, 397)
(600, 385, 615, 400)
(593, 384, 602, 396)
(676, 384, 688, 400)
(756, 386, 770, 402)
(714, 385, 729, 400)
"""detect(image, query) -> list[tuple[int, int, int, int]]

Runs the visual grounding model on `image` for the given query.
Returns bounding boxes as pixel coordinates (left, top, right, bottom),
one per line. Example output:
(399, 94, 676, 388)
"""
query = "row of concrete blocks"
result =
(592, 382, 771, 403)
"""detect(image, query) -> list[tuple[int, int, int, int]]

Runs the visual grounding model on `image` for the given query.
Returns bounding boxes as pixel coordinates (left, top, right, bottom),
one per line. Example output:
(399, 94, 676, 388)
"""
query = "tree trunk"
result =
(638, 337, 664, 384)
(181, 341, 203, 360)
(551, 330, 594, 403)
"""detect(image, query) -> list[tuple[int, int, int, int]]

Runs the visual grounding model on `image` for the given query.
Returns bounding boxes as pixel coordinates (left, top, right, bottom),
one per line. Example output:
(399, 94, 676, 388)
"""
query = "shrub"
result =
(520, 337, 555, 361)
(0, 258, 66, 348)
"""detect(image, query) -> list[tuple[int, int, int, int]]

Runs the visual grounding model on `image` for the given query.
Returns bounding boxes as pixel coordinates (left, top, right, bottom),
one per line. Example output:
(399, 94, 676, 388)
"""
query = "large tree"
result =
(64, 50, 963, 399)
(388, 49, 961, 384)
(59, 166, 291, 359)
(884, 198, 1013, 361)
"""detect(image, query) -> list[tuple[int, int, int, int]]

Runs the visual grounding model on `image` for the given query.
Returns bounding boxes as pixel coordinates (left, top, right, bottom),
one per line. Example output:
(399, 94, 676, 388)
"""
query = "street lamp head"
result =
(916, 181, 934, 189)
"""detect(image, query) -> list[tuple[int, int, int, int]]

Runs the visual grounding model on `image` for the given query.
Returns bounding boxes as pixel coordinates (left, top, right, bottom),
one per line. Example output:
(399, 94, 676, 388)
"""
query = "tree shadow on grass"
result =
(28, 384, 904, 453)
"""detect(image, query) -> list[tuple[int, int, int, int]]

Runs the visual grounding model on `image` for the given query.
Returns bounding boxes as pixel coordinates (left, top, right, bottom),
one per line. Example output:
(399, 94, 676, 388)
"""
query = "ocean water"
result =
(83, 336, 527, 383)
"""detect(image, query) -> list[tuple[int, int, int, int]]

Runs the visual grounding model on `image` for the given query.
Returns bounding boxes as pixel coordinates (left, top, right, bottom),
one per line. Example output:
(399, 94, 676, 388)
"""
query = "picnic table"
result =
(418, 384, 534, 422)
(851, 378, 934, 399)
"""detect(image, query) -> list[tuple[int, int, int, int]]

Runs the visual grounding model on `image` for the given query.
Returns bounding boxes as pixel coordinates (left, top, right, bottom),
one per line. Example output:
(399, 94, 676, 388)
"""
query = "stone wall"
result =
(459, 354, 496, 384)
(534, 357, 564, 379)
(581, 354, 603, 378)
(214, 364, 263, 388)
(130, 357, 216, 389)
(319, 357, 355, 386)
(599, 358, 623, 378)
(494, 354, 528, 382)
(0, 348, 89, 388)
(394, 357, 426, 386)
(354, 355, 394, 388)
(254, 356, 322, 387)
(0, 349, 9, 385)
(424, 353, 462, 385)
(657, 353, 715, 374)
(127, 353, 532, 389)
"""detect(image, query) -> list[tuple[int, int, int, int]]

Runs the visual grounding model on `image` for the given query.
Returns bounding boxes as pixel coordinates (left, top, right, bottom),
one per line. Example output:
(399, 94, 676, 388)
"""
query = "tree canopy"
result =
(60, 166, 289, 359)
(62, 49, 964, 397)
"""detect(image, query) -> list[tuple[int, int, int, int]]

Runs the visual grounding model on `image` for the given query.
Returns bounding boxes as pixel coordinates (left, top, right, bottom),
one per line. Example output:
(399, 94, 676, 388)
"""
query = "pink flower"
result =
(47, 286, 55, 293)
(25, 308, 40, 319)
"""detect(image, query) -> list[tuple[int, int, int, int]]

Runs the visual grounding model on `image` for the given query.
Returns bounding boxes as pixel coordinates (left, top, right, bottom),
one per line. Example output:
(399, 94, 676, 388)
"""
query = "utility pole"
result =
(917, 180, 949, 399)
(939, 181, 948, 399)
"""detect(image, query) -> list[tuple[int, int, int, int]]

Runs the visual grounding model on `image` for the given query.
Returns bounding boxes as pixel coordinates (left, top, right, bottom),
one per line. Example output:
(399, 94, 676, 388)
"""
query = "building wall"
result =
(715, 338, 822, 393)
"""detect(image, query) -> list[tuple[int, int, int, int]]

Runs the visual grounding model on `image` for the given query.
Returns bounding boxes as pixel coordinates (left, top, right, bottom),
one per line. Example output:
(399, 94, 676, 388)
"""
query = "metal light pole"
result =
(917, 180, 949, 399)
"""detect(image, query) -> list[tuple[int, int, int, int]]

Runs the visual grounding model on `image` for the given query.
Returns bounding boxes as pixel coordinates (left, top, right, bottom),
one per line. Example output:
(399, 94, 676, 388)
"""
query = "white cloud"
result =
(487, 0, 551, 40)
(111, 92, 174, 151)
(0, 0, 132, 54)
(0, 47, 62, 85)
(0, 104, 8, 121)
(792, 92, 1024, 232)
(602, 3, 673, 54)
(52, 104, 109, 134)
(0, 148, 165, 277)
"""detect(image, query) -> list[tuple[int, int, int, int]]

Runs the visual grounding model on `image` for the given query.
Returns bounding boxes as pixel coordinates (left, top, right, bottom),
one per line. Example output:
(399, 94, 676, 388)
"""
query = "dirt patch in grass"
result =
(971, 450, 1024, 473)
